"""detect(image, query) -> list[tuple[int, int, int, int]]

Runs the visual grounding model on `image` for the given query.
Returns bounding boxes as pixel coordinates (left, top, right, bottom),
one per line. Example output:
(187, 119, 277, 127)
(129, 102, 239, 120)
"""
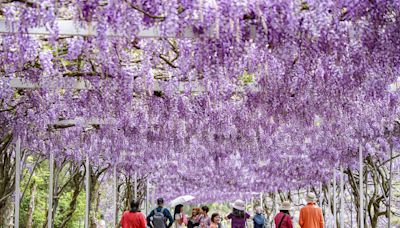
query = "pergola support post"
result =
(340, 166, 344, 228)
(328, 182, 332, 227)
(152, 185, 156, 208)
(319, 182, 323, 206)
(359, 145, 364, 228)
(388, 136, 393, 228)
(134, 172, 138, 201)
(113, 165, 117, 228)
(333, 169, 337, 228)
(47, 149, 54, 228)
(85, 154, 90, 228)
(14, 137, 21, 228)
(146, 179, 149, 215)
(251, 197, 254, 212)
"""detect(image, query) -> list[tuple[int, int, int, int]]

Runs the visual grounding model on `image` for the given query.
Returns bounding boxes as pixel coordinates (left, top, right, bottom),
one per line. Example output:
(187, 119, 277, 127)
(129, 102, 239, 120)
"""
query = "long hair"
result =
(130, 200, 140, 213)
(232, 208, 245, 218)
(174, 204, 184, 219)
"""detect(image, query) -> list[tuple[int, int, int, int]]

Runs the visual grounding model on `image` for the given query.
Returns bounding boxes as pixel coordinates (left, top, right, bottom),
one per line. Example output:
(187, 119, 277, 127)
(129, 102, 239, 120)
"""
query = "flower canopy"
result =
(1, 0, 400, 202)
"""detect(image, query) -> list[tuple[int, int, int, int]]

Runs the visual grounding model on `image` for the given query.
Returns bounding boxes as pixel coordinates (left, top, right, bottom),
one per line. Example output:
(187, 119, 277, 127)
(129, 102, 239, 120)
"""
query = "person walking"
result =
(253, 207, 266, 228)
(147, 198, 174, 228)
(299, 193, 324, 228)
(274, 201, 293, 228)
(199, 206, 211, 228)
(225, 200, 250, 228)
(209, 213, 221, 228)
(98, 214, 106, 228)
(188, 208, 202, 228)
(174, 204, 188, 228)
(119, 200, 147, 228)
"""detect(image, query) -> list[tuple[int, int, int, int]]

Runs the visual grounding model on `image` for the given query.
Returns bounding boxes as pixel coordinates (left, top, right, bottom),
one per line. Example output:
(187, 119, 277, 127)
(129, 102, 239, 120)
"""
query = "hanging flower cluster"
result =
(1, 0, 400, 201)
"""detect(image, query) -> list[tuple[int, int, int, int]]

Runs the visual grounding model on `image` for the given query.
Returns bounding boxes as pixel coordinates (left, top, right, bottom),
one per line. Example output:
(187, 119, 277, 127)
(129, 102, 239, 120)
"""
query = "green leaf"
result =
(239, 71, 255, 85)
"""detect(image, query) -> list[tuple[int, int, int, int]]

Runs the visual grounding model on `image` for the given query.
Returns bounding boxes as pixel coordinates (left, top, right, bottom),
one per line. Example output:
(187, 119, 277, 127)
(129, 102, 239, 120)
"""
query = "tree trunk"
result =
(89, 165, 109, 228)
(26, 181, 37, 228)
(90, 183, 100, 228)
(0, 133, 15, 228)
(42, 160, 69, 228)
(0, 196, 14, 227)
(59, 169, 84, 228)
(124, 176, 133, 212)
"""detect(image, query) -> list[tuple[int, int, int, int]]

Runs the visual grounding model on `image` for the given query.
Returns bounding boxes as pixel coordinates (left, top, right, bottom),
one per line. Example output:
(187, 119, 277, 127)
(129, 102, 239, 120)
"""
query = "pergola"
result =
(0, 1, 398, 227)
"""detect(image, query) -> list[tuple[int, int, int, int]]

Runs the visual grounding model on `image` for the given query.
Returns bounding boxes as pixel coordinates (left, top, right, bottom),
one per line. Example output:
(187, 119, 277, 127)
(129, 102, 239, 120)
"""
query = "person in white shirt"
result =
(98, 214, 106, 228)
(174, 204, 188, 228)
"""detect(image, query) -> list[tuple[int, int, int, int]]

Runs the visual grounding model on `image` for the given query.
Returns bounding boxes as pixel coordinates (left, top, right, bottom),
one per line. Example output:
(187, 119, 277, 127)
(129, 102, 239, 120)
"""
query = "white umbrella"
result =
(168, 195, 195, 207)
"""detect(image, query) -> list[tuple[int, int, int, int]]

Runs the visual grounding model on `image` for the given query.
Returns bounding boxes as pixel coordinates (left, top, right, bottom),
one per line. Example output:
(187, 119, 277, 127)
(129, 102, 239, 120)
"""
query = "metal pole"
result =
(146, 179, 149, 215)
(340, 166, 344, 228)
(152, 185, 156, 208)
(333, 169, 337, 228)
(359, 145, 364, 228)
(328, 183, 332, 227)
(319, 182, 325, 225)
(273, 193, 276, 216)
(113, 165, 117, 228)
(319, 182, 323, 206)
(388, 137, 393, 228)
(350, 191, 353, 227)
(251, 197, 254, 213)
(14, 137, 21, 228)
(319, 182, 326, 224)
(85, 154, 90, 228)
(365, 172, 368, 227)
(48, 150, 54, 228)
(134, 172, 137, 201)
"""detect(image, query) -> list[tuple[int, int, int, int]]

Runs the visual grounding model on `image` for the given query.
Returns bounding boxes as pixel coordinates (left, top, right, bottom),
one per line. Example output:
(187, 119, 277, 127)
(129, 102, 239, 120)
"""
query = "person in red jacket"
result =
(120, 200, 147, 228)
(274, 201, 293, 228)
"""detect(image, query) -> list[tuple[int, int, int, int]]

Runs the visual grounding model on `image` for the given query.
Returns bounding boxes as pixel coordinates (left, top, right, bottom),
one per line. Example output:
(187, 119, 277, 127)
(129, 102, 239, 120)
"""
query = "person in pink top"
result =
(174, 204, 188, 228)
(274, 201, 293, 228)
(209, 213, 221, 228)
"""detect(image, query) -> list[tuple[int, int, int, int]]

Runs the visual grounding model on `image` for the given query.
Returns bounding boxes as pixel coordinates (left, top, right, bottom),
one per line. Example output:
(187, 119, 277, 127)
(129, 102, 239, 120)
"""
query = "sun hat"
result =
(279, 201, 292, 211)
(231, 199, 245, 211)
(305, 193, 316, 203)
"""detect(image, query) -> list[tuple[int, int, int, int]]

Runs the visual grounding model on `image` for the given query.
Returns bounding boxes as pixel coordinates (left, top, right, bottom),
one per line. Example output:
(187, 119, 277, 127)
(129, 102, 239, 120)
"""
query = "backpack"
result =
(253, 214, 265, 228)
(153, 208, 167, 228)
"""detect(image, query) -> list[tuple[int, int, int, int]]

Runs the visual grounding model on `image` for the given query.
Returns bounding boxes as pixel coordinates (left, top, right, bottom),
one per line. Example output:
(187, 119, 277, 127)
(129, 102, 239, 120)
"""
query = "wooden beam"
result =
(8, 77, 208, 93)
(0, 19, 196, 38)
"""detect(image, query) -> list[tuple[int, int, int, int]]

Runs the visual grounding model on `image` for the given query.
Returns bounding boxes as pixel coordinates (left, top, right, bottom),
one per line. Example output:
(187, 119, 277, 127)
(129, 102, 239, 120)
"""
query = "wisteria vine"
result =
(1, 0, 400, 201)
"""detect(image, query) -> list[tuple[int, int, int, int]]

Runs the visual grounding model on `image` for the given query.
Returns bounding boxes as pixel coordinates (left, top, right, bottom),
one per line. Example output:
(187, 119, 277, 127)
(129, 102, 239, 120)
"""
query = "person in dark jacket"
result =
(253, 207, 265, 228)
(147, 198, 174, 228)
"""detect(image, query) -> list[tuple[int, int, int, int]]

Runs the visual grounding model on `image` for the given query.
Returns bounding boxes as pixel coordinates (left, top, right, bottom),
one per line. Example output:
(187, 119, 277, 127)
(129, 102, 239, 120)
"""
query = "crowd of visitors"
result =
(118, 193, 324, 228)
